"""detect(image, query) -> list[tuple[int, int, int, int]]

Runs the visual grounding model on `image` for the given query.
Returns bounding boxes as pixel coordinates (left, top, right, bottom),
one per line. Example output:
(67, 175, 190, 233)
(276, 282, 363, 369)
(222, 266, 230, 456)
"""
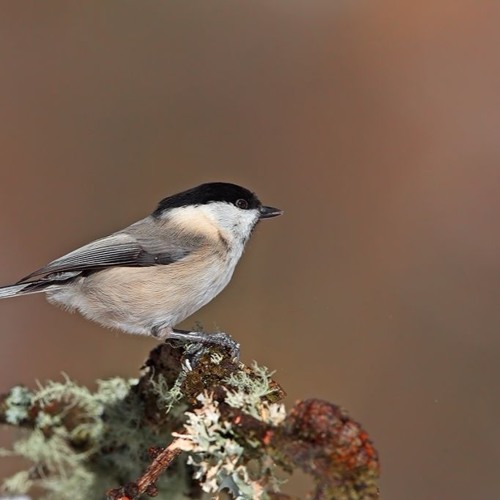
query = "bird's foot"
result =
(165, 329, 240, 363)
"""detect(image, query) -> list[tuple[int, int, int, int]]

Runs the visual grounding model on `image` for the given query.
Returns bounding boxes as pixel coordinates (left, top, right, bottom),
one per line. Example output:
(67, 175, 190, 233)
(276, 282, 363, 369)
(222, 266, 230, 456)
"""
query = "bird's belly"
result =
(46, 258, 237, 335)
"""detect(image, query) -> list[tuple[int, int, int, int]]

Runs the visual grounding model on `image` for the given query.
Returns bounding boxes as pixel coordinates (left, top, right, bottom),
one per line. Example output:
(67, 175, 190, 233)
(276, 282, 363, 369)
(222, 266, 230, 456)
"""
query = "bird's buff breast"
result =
(46, 253, 239, 335)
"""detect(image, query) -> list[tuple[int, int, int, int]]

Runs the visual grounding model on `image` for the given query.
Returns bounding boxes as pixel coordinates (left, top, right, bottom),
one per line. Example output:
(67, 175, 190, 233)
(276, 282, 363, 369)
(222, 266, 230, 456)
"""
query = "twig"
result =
(106, 438, 183, 500)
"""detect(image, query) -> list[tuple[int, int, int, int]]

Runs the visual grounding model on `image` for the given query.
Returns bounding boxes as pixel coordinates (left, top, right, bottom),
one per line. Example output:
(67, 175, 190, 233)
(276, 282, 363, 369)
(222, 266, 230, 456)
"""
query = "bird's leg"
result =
(151, 326, 240, 361)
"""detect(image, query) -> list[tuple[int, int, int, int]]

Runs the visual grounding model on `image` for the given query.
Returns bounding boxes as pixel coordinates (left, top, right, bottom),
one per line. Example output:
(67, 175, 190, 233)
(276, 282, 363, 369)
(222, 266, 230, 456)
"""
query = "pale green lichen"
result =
(2, 470, 32, 495)
(4, 386, 32, 425)
(1, 373, 191, 500)
(173, 362, 286, 499)
(6, 428, 97, 497)
(225, 362, 276, 398)
(1, 377, 132, 499)
(174, 392, 284, 499)
(150, 372, 186, 415)
(1, 358, 289, 500)
(209, 351, 224, 365)
(224, 363, 285, 425)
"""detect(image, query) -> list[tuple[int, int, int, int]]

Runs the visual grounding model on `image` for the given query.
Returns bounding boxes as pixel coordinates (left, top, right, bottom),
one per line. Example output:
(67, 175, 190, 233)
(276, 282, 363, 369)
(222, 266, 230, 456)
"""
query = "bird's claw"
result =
(181, 332, 240, 366)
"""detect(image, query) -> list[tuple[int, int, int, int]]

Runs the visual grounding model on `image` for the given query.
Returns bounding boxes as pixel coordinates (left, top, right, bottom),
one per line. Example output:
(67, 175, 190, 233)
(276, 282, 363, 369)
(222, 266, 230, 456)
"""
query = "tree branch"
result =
(0, 340, 380, 499)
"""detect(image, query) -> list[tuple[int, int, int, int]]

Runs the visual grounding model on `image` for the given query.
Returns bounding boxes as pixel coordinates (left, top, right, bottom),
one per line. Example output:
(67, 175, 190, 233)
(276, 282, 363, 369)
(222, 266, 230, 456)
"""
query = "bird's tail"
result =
(0, 282, 46, 299)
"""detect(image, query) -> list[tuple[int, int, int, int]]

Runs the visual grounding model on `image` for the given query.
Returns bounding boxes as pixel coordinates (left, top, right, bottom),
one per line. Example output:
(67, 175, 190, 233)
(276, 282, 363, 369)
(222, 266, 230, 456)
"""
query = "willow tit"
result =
(0, 182, 282, 355)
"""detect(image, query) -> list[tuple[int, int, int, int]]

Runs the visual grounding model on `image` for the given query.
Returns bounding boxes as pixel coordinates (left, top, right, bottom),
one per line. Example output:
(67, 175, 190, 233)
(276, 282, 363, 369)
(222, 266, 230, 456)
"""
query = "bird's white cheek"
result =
(197, 204, 259, 242)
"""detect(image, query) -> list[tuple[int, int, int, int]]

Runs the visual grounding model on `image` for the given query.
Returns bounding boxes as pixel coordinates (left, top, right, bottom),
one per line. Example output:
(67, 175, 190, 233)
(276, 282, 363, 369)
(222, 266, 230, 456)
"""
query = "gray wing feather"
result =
(17, 218, 203, 283)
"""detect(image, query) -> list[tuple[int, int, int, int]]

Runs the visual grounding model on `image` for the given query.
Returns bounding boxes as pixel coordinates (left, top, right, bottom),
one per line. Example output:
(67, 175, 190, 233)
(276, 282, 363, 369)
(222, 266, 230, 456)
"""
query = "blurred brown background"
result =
(1, 1, 499, 498)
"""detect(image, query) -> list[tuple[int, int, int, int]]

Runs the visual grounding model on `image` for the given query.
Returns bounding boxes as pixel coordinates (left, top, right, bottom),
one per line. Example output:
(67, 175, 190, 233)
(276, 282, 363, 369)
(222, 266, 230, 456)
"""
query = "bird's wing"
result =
(16, 220, 203, 283)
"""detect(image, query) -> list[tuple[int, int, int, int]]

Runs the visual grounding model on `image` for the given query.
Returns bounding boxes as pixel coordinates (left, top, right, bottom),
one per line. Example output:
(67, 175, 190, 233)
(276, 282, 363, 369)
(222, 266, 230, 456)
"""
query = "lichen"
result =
(1, 343, 380, 500)
(224, 362, 285, 424)
(172, 361, 287, 498)
(150, 372, 186, 415)
(0, 372, 192, 499)
(3, 386, 32, 425)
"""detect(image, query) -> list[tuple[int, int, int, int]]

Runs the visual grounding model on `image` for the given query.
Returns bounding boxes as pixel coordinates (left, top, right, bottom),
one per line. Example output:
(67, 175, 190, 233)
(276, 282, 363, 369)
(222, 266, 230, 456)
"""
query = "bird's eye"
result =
(235, 199, 248, 209)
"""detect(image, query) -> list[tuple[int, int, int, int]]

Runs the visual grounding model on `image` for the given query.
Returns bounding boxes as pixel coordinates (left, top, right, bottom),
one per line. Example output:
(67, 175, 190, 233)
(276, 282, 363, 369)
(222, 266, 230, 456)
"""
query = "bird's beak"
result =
(259, 205, 283, 219)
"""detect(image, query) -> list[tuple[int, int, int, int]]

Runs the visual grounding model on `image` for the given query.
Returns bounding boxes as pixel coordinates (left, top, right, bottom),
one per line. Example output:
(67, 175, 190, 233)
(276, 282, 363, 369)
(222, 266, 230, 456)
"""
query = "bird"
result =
(0, 182, 282, 355)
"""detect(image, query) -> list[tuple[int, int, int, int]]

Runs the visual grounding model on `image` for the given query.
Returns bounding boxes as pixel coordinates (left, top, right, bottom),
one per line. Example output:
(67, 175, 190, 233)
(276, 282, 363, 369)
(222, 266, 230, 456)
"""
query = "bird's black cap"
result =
(153, 182, 261, 217)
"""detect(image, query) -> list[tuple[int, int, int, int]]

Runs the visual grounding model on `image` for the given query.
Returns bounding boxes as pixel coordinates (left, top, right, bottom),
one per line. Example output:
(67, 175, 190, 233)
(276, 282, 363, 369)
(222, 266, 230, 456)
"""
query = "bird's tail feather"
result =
(0, 282, 46, 299)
